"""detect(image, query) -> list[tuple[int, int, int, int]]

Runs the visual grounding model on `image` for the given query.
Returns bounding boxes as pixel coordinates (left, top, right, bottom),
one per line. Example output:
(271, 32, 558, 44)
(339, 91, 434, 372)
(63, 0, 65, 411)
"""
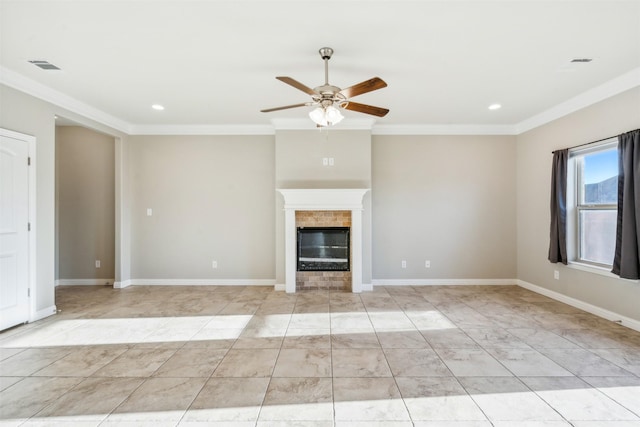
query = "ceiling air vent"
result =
(570, 58, 593, 63)
(29, 60, 61, 70)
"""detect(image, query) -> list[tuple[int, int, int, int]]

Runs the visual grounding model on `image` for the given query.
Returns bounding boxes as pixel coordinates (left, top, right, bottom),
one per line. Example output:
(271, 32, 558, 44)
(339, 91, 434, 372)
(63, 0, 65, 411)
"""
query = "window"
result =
(569, 139, 618, 267)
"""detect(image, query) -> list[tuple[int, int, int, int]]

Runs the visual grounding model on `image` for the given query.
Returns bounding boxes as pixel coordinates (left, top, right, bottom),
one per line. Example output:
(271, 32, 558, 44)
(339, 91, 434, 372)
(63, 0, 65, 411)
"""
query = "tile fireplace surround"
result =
(295, 210, 352, 291)
(278, 189, 369, 293)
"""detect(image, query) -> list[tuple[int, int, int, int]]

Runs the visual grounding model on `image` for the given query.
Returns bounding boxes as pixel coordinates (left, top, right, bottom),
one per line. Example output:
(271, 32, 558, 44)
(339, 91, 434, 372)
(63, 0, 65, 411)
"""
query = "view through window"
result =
(573, 141, 618, 266)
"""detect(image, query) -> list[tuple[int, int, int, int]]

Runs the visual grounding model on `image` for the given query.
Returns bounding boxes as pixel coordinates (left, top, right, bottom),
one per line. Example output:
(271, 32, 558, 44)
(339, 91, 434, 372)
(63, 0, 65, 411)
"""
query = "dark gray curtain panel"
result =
(612, 129, 640, 279)
(549, 149, 568, 264)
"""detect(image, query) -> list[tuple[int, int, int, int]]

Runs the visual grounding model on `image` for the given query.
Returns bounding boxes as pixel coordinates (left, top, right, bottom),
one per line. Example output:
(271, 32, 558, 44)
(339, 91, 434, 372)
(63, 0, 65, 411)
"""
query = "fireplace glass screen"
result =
(297, 227, 350, 271)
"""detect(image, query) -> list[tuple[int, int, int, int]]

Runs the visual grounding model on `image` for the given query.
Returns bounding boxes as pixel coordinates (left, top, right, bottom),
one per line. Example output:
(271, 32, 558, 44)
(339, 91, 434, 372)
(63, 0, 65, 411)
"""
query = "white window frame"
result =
(567, 138, 618, 269)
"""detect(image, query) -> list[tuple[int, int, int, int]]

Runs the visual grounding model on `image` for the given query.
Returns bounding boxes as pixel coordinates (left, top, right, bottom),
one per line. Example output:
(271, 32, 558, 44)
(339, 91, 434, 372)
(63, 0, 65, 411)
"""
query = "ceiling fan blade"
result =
(342, 101, 389, 117)
(339, 77, 387, 98)
(276, 76, 317, 96)
(260, 102, 310, 113)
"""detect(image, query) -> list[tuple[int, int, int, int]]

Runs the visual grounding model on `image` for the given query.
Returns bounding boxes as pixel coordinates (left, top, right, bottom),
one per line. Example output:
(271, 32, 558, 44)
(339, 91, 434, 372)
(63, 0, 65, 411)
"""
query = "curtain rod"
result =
(551, 135, 616, 154)
(551, 128, 639, 154)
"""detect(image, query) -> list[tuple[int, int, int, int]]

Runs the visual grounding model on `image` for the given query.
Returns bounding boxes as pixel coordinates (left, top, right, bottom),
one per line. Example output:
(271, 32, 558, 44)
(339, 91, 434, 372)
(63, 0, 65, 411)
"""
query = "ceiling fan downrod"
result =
(319, 47, 333, 85)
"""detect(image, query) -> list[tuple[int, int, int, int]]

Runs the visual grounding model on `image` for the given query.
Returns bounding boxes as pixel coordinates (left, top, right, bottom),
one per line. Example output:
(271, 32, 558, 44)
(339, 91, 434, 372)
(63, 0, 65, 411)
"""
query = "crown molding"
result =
(372, 124, 517, 135)
(0, 66, 132, 134)
(271, 118, 375, 131)
(130, 124, 275, 135)
(515, 66, 640, 134)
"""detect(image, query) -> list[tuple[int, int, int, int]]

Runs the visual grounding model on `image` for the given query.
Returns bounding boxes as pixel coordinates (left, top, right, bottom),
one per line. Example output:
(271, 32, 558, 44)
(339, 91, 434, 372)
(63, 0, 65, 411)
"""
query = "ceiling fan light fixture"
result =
(309, 105, 344, 127)
(325, 105, 344, 124)
(309, 107, 326, 126)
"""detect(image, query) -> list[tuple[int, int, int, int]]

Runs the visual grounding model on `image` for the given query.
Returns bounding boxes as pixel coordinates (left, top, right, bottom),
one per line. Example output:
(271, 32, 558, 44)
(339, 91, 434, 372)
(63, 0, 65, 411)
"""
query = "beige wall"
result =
(56, 126, 115, 281)
(275, 130, 372, 189)
(517, 87, 640, 322)
(372, 135, 517, 280)
(129, 135, 275, 280)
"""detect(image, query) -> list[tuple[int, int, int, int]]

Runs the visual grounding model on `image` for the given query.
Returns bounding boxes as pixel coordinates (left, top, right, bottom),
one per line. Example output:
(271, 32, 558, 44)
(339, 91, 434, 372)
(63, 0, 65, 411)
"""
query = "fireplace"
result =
(278, 188, 369, 293)
(297, 227, 350, 272)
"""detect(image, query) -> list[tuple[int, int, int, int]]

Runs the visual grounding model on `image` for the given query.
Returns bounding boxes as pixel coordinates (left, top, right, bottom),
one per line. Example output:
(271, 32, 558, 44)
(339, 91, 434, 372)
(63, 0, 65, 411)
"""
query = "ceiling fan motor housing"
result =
(314, 84, 343, 97)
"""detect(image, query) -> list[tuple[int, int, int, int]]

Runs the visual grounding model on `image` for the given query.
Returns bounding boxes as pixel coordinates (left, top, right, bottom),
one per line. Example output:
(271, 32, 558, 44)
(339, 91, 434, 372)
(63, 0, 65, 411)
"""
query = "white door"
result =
(0, 134, 30, 330)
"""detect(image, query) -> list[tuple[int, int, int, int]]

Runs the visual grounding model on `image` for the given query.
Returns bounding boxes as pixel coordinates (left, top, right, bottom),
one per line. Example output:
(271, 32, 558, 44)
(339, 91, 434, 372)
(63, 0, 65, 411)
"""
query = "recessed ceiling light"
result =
(488, 104, 501, 110)
(151, 104, 165, 111)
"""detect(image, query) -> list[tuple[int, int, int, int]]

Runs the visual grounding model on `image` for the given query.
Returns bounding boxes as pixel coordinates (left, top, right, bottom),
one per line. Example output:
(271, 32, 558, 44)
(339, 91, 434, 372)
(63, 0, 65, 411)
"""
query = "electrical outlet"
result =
(554, 270, 559, 280)
(212, 260, 218, 269)
(95, 260, 101, 268)
(322, 157, 328, 166)
(425, 260, 431, 268)
(401, 260, 407, 268)
(146, 208, 153, 216)
(328, 157, 335, 166)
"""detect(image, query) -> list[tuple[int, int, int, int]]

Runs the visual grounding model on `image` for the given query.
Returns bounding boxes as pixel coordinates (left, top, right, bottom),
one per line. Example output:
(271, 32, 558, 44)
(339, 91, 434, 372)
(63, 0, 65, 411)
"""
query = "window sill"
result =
(567, 261, 639, 282)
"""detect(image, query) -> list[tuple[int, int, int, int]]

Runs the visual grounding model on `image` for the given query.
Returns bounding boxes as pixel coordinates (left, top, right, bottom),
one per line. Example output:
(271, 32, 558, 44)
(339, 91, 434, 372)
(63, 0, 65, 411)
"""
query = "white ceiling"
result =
(1, 0, 639, 133)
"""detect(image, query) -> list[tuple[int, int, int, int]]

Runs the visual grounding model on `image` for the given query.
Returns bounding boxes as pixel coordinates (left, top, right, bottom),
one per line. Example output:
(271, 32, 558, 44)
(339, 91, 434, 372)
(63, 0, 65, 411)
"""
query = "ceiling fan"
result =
(261, 47, 389, 126)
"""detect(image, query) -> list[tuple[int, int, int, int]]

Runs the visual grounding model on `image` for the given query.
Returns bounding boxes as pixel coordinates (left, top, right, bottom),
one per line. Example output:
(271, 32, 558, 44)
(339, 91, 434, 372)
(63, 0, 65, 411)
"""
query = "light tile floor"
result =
(1, 285, 639, 426)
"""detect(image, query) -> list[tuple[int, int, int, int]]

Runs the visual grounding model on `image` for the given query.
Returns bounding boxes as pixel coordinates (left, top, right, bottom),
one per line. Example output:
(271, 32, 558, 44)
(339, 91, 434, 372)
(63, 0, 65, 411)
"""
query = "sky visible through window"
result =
(584, 148, 617, 184)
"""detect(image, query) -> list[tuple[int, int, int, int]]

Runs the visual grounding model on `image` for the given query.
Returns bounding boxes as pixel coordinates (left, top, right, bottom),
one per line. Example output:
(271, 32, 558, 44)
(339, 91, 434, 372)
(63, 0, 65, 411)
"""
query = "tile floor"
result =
(1, 284, 640, 426)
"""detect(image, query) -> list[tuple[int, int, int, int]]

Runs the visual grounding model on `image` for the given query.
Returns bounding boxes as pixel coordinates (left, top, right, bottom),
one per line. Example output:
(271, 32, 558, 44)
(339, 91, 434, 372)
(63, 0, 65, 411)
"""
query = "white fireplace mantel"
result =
(278, 188, 369, 293)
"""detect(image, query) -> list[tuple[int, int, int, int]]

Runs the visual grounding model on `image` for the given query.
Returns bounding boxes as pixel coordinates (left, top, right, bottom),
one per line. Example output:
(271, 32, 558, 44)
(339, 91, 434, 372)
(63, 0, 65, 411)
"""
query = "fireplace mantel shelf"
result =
(278, 188, 369, 211)
(278, 188, 369, 294)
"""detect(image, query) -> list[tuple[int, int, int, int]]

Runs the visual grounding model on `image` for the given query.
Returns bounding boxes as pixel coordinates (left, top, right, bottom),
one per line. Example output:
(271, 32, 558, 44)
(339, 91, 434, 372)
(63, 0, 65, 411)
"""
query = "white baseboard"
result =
(121, 279, 277, 287)
(362, 283, 373, 291)
(372, 278, 516, 286)
(114, 280, 131, 289)
(55, 279, 114, 286)
(31, 305, 57, 322)
(517, 279, 640, 333)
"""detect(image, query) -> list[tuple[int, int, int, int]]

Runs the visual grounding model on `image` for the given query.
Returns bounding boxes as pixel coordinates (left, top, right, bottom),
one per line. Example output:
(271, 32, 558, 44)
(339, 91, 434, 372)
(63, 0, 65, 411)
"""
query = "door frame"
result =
(0, 127, 37, 322)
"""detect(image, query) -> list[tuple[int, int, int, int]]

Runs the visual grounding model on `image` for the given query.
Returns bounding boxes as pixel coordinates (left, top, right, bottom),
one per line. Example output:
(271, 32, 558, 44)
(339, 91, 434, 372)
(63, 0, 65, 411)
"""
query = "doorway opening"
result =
(55, 119, 116, 287)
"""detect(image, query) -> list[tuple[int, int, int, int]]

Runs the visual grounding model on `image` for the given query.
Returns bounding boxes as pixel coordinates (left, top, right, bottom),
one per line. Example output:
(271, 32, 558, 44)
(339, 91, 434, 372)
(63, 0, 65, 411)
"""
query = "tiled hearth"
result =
(296, 211, 352, 291)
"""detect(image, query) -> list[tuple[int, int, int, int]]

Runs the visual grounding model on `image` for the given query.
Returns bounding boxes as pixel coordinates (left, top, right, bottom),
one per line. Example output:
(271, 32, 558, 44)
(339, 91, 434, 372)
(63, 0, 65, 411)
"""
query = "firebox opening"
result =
(297, 227, 350, 271)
